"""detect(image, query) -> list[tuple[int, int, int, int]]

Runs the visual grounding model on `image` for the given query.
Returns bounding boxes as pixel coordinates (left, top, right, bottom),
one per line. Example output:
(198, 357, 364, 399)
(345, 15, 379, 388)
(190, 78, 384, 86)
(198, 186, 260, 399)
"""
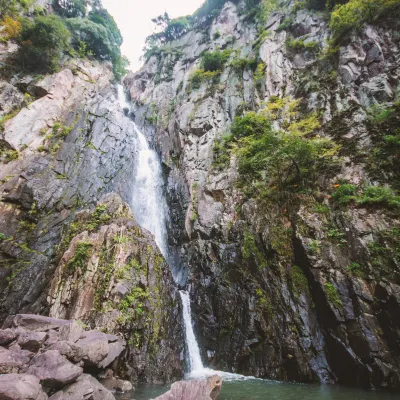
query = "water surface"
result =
(116, 379, 400, 400)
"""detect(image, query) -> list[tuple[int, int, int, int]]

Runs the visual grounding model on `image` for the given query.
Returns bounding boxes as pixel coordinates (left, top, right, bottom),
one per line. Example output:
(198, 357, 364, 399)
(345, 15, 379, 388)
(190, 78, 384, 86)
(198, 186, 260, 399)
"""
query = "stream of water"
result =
(116, 86, 400, 400)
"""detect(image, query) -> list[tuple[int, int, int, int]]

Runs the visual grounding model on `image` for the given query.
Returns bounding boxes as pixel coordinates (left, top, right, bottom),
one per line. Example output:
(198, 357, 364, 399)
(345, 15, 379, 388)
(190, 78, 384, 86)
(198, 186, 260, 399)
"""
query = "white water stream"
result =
(117, 85, 252, 382)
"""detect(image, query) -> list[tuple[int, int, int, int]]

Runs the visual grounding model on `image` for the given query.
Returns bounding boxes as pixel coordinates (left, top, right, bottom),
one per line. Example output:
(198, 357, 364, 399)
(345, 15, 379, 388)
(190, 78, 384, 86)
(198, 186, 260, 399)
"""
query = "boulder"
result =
(0, 373, 48, 400)
(101, 377, 133, 393)
(27, 350, 82, 389)
(153, 375, 222, 400)
(97, 340, 125, 369)
(58, 322, 83, 344)
(47, 341, 84, 363)
(76, 331, 109, 367)
(3, 315, 72, 332)
(18, 332, 47, 352)
(0, 346, 22, 374)
(49, 374, 115, 400)
(0, 328, 17, 346)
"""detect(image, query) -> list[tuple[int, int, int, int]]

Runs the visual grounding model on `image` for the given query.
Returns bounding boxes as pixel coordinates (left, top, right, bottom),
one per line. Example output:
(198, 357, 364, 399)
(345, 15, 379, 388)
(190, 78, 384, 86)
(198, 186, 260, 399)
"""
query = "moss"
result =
(190, 183, 199, 222)
(242, 230, 266, 267)
(324, 282, 343, 309)
(290, 265, 310, 296)
(66, 241, 93, 273)
(255, 288, 272, 316)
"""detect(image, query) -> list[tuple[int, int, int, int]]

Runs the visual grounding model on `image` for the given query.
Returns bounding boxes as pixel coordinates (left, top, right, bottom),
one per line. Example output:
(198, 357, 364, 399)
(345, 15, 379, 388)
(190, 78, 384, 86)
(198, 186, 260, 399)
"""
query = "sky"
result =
(102, 0, 204, 72)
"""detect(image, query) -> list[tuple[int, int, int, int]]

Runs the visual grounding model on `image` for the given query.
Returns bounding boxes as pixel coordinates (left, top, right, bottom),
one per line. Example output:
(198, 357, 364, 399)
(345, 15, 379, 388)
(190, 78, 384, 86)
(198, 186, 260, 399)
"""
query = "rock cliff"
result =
(124, 0, 400, 390)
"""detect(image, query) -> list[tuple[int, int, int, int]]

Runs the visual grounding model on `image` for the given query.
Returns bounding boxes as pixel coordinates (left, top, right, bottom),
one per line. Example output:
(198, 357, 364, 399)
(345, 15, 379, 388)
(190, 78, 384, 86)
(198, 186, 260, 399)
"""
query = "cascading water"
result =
(117, 85, 251, 382)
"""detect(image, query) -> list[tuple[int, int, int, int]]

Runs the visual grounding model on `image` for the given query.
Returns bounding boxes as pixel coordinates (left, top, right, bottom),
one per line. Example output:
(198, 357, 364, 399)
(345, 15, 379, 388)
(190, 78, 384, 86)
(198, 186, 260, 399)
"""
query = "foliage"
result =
(194, 0, 228, 19)
(1, 16, 21, 42)
(242, 230, 265, 266)
(330, 0, 400, 39)
(189, 69, 221, 90)
(290, 265, 310, 296)
(87, 204, 111, 231)
(324, 282, 343, 308)
(331, 184, 358, 205)
(53, 0, 87, 18)
(118, 286, 149, 317)
(286, 37, 319, 52)
(18, 15, 71, 72)
(66, 241, 93, 273)
(346, 262, 364, 278)
(230, 56, 257, 72)
(201, 49, 231, 72)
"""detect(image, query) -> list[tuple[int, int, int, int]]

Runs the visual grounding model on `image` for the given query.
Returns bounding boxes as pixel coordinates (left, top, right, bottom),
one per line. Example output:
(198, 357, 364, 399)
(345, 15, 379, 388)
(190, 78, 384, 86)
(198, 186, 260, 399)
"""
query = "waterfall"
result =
(117, 84, 250, 382)
(179, 290, 205, 374)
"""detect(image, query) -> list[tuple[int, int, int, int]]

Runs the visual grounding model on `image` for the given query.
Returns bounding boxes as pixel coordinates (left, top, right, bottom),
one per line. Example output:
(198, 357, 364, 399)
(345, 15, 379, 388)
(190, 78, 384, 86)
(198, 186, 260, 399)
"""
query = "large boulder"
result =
(47, 341, 84, 364)
(0, 373, 48, 400)
(58, 322, 83, 344)
(97, 341, 125, 369)
(3, 315, 72, 332)
(49, 374, 115, 400)
(0, 346, 22, 374)
(153, 375, 222, 400)
(27, 350, 82, 389)
(76, 331, 109, 367)
(18, 332, 47, 352)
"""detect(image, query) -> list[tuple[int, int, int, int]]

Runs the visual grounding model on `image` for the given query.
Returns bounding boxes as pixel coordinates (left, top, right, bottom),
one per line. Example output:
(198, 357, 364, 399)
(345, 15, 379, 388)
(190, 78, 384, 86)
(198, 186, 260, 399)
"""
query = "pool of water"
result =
(116, 379, 400, 400)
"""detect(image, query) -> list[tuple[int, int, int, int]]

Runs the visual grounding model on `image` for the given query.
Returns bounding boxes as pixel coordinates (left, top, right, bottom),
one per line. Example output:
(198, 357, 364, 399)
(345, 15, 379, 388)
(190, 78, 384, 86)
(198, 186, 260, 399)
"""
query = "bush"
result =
(331, 184, 358, 205)
(189, 69, 221, 90)
(231, 111, 272, 139)
(330, 0, 400, 39)
(18, 15, 71, 73)
(230, 56, 257, 72)
(1, 15, 21, 42)
(201, 49, 231, 72)
(357, 186, 400, 209)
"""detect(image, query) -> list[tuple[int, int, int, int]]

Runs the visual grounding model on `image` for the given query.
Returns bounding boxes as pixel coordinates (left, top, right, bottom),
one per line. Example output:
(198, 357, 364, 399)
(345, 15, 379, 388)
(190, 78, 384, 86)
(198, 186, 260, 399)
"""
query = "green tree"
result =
(53, 0, 87, 18)
(18, 14, 71, 72)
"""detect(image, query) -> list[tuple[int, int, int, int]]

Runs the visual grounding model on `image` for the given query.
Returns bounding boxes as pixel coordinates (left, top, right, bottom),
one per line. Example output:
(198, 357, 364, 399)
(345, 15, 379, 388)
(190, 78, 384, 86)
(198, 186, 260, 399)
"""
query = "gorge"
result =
(0, 0, 400, 398)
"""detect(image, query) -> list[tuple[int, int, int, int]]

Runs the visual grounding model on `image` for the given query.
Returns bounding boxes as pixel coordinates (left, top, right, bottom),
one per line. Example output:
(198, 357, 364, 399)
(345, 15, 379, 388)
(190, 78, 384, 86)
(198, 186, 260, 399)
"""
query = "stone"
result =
(97, 340, 125, 369)
(58, 322, 83, 344)
(27, 350, 82, 389)
(101, 377, 133, 393)
(0, 346, 22, 373)
(51, 374, 115, 400)
(0, 374, 48, 400)
(153, 375, 222, 400)
(3, 315, 72, 332)
(0, 328, 17, 346)
(18, 332, 47, 352)
(47, 341, 84, 364)
(76, 331, 109, 367)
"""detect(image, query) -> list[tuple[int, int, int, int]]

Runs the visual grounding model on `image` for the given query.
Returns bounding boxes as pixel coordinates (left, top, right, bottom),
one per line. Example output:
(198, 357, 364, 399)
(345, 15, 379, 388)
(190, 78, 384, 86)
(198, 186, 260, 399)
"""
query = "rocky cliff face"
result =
(0, 53, 184, 382)
(124, 0, 400, 390)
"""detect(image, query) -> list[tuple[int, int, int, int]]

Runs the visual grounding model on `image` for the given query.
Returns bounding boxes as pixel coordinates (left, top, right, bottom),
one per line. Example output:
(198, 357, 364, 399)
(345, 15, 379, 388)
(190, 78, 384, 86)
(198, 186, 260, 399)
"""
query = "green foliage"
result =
(286, 37, 320, 52)
(189, 69, 221, 90)
(290, 265, 310, 296)
(231, 111, 272, 139)
(242, 230, 265, 266)
(118, 286, 149, 317)
(87, 204, 111, 231)
(346, 262, 364, 278)
(312, 203, 330, 214)
(194, 0, 228, 19)
(0, 233, 7, 241)
(331, 184, 358, 205)
(327, 226, 347, 246)
(254, 62, 266, 91)
(230, 56, 257, 72)
(201, 49, 231, 72)
(330, 0, 400, 40)
(324, 282, 343, 308)
(66, 241, 92, 273)
(18, 15, 71, 72)
(357, 186, 400, 209)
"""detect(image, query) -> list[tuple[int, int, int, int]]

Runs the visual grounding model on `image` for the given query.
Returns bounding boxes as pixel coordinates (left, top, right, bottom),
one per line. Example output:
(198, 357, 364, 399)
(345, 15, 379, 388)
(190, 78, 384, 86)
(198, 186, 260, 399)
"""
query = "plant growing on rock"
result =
(324, 281, 343, 309)
(66, 241, 93, 273)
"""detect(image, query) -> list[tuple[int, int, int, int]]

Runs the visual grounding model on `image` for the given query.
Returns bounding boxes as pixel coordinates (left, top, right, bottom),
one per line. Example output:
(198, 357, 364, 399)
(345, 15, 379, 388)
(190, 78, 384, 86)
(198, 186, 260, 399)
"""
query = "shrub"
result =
(324, 282, 343, 308)
(66, 241, 92, 273)
(201, 49, 231, 72)
(330, 0, 400, 39)
(357, 186, 400, 209)
(290, 265, 310, 296)
(189, 69, 220, 90)
(18, 15, 71, 72)
(230, 56, 257, 72)
(346, 262, 364, 278)
(1, 15, 21, 42)
(331, 184, 358, 205)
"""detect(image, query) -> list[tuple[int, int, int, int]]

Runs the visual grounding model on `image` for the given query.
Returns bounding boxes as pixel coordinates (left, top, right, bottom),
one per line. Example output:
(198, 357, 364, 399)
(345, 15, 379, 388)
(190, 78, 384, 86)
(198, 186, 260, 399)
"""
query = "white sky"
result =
(102, 0, 204, 72)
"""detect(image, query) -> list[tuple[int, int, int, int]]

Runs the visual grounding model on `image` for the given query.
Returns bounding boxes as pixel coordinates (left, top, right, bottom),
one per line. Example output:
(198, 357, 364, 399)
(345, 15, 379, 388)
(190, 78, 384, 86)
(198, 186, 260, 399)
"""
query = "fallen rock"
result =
(3, 315, 72, 332)
(49, 374, 115, 400)
(76, 331, 109, 367)
(47, 341, 84, 363)
(0, 346, 25, 374)
(0, 373, 48, 400)
(0, 328, 17, 346)
(97, 340, 125, 369)
(153, 375, 222, 400)
(101, 376, 133, 393)
(18, 332, 47, 352)
(27, 350, 82, 389)
(58, 322, 83, 344)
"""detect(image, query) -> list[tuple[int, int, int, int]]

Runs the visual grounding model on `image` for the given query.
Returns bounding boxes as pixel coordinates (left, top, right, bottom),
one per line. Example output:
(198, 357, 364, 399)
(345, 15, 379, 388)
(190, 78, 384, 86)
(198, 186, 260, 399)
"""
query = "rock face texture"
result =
(0, 58, 184, 384)
(124, 0, 400, 391)
(154, 375, 222, 400)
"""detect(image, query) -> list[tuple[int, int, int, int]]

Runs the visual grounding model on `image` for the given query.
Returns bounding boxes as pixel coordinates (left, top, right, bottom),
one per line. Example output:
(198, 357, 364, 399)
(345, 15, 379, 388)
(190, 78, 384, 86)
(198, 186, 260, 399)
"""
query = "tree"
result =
(18, 14, 71, 72)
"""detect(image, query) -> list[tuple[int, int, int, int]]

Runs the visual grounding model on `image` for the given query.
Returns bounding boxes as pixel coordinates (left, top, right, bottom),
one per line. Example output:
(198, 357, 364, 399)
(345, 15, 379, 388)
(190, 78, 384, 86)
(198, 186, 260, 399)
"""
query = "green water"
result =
(116, 379, 400, 400)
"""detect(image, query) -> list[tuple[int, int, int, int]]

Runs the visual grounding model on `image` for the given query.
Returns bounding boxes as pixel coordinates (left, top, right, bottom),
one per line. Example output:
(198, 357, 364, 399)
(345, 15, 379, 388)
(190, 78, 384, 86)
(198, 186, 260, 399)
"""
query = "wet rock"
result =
(27, 350, 83, 389)
(0, 374, 48, 400)
(153, 375, 222, 400)
(50, 374, 115, 400)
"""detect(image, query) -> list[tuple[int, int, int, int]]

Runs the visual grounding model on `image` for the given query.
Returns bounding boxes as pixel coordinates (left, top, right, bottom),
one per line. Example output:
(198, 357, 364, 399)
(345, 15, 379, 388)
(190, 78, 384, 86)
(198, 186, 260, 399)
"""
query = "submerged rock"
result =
(153, 375, 222, 400)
